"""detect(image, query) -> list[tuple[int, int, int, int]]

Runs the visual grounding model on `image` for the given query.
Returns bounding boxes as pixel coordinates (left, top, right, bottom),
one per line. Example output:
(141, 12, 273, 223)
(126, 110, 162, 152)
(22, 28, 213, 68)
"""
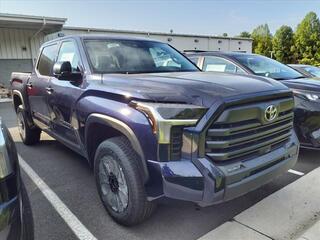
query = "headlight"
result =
(130, 101, 207, 143)
(292, 90, 320, 101)
(0, 127, 13, 179)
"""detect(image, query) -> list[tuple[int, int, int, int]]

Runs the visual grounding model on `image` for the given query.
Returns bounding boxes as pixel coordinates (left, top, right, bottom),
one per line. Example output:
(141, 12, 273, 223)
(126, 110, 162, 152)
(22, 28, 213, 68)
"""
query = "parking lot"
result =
(1, 101, 319, 240)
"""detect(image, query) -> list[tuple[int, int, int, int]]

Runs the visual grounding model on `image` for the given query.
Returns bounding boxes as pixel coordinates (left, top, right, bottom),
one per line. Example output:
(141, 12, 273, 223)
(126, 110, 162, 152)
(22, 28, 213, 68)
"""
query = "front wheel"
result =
(17, 106, 41, 145)
(94, 136, 156, 226)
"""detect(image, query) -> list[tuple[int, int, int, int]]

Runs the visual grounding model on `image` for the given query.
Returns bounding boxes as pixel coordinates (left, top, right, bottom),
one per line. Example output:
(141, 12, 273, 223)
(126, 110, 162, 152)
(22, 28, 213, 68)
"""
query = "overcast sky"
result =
(0, 0, 319, 36)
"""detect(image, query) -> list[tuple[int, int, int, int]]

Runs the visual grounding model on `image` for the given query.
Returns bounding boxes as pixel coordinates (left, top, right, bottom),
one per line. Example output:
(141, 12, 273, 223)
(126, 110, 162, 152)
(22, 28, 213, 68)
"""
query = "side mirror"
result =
(53, 61, 82, 82)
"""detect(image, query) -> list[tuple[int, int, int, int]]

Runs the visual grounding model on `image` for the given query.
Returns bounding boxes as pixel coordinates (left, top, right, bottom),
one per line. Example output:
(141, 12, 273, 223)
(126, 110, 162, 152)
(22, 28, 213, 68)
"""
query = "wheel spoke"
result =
(109, 159, 118, 176)
(101, 183, 111, 196)
(102, 160, 112, 174)
(99, 171, 109, 185)
(116, 194, 124, 212)
(117, 168, 125, 185)
(109, 193, 119, 211)
(118, 189, 128, 208)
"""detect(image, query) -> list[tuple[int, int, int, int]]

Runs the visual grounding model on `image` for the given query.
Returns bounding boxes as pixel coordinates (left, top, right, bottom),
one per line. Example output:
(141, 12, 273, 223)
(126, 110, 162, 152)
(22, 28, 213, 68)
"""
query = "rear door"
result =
(47, 40, 84, 146)
(28, 43, 58, 129)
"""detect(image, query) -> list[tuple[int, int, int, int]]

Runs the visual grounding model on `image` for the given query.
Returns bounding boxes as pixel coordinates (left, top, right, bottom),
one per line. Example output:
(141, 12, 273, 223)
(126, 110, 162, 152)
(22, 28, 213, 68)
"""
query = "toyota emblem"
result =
(265, 105, 277, 122)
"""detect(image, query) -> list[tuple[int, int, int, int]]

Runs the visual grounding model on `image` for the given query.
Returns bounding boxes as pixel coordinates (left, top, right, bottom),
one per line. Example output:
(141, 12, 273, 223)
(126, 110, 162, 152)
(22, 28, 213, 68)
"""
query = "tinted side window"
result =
(203, 56, 245, 74)
(57, 41, 81, 72)
(37, 44, 57, 76)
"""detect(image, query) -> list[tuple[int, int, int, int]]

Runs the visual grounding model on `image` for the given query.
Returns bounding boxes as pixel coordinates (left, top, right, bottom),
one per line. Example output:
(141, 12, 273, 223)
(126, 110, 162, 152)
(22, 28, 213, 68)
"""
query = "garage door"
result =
(0, 59, 33, 87)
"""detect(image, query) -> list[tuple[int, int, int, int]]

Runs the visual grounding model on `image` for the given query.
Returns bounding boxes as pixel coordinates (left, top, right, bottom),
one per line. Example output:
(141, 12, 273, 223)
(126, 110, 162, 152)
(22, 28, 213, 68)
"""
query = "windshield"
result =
(84, 39, 198, 74)
(233, 54, 304, 80)
(303, 66, 320, 77)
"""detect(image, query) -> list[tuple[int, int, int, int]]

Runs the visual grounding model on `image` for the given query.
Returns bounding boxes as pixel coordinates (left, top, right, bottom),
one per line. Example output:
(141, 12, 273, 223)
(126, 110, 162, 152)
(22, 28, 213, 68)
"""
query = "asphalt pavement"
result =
(1, 101, 319, 240)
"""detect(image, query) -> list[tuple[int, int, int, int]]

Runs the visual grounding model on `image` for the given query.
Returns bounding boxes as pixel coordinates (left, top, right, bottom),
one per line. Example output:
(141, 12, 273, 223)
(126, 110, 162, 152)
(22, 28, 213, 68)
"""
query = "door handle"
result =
(46, 87, 54, 94)
(26, 83, 33, 89)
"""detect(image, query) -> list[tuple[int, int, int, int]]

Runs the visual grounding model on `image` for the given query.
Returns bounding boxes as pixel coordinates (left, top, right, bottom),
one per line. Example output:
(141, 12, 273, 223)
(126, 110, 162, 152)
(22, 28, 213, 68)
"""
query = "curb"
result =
(0, 99, 12, 103)
(297, 220, 320, 240)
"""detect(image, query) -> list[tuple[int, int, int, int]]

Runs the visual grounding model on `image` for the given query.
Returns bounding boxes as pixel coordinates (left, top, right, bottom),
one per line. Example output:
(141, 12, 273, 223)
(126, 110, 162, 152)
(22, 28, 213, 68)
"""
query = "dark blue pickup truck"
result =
(11, 35, 299, 225)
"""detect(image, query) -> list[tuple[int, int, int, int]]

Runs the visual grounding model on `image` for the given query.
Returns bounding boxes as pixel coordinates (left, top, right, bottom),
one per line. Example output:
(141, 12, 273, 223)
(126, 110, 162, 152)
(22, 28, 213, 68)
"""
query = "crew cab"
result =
(186, 51, 320, 149)
(11, 35, 299, 225)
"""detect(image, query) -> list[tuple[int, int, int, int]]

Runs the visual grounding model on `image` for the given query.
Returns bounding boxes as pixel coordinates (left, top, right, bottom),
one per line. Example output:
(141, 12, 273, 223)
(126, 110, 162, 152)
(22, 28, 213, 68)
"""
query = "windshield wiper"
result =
(273, 77, 287, 80)
(273, 76, 306, 80)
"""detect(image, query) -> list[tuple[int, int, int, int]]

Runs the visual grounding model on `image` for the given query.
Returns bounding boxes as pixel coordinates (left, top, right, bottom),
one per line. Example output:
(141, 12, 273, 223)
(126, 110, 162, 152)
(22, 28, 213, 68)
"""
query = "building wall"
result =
(0, 59, 33, 86)
(47, 28, 253, 53)
(0, 28, 45, 86)
(0, 28, 45, 61)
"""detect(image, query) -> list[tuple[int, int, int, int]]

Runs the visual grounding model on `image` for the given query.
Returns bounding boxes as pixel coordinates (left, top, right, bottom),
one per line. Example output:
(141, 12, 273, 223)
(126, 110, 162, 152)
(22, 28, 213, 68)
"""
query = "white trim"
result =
(288, 169, 305, 176)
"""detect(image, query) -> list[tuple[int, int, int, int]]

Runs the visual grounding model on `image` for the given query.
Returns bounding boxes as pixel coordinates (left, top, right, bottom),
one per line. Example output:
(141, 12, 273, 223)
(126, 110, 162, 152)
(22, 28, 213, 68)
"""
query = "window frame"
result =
(56, 39, 84, 74)
(35, 43, 58, 78)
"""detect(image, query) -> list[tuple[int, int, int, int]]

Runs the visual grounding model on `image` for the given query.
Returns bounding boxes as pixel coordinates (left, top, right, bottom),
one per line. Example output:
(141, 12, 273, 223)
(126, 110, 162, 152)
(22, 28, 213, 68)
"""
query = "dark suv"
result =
(11, 36, 299, 225)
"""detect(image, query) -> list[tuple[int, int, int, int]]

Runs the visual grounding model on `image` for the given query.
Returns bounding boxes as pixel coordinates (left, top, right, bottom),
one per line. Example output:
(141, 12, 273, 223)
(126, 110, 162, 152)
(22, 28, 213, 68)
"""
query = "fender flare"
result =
(12, 90, 25, 110)
(85, 113, 149, 182)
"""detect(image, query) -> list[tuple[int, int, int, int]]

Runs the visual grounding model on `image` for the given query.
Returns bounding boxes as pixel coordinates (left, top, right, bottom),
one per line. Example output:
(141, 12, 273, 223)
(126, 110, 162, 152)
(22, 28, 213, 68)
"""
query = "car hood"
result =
(87, 72, 290, 108)
(282, 77, 320, 91)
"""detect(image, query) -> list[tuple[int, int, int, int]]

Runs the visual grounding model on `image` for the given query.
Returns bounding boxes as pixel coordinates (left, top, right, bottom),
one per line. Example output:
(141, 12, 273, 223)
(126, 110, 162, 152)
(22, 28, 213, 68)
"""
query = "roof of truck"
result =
(185, 51, 255, 58)
(44, 34, 162, 45)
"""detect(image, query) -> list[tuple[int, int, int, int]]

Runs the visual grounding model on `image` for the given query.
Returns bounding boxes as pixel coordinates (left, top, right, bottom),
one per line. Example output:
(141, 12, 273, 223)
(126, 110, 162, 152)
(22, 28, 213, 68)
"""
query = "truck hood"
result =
(87, 72, 290, 107)
(282, 77, 320, 92)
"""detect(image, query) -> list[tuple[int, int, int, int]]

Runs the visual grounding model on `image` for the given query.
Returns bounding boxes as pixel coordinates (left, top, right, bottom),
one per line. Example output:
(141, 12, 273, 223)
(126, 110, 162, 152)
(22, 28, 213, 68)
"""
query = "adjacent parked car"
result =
(186, 51, 320, 149)
(11, 36, 299, 225)
(288, 64, 320, 78)
(0, 119, 33, 240)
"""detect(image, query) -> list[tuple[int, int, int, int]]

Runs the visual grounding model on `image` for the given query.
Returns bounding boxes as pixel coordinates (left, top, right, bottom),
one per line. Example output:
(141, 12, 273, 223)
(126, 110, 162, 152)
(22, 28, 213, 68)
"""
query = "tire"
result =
(94, 136, 156, 226)
(21, 182, 34, 240)
(17, 105, 41, 145)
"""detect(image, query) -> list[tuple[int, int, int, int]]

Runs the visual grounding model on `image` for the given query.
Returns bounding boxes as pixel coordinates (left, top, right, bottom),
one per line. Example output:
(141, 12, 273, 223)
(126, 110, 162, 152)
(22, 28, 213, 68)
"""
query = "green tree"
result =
(251, 24, 273, 57)
(272, 25, 294, 63)
(294, 12, 320, 66)
(238, 31, 251, 38)
(222, 33, 228, 37)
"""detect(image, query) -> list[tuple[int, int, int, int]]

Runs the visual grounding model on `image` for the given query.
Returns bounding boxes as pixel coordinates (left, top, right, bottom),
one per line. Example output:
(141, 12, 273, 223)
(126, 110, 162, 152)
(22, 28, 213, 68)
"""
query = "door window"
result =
(37, 44, 57, 76)
(57, 41, 81, 72)
(203, 56, 245, 74)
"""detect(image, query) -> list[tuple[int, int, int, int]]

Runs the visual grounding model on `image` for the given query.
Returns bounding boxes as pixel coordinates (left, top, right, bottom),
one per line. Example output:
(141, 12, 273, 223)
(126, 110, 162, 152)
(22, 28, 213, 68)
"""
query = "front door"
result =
(47, 40, 84, 146)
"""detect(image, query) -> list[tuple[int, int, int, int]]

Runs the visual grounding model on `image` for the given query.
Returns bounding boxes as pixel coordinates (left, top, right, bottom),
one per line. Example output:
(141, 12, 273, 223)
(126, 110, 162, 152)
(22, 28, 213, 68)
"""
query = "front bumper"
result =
(146, 131, 299, 206)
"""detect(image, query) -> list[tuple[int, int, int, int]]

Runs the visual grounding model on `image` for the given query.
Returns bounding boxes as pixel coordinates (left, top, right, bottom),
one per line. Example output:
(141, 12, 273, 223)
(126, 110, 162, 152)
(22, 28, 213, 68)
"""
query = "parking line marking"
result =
(288, 169, 305, 176)
(18, 155, 97, 240)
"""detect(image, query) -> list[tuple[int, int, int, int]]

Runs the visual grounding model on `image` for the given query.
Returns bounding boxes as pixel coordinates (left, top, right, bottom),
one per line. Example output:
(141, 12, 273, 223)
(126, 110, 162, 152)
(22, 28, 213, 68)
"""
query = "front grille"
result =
(205, 97, 294, 162)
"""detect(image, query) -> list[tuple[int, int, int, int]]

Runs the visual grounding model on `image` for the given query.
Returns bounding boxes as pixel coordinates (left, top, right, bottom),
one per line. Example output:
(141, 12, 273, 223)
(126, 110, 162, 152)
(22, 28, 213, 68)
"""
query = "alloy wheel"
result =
(99, 156, 129, 213)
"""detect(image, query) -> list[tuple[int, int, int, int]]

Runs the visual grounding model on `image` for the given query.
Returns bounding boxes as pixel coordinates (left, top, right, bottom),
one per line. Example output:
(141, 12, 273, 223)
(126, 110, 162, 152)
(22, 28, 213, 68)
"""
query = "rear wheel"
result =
(17, 105, 41, 145)
(94, 136, 156, 226)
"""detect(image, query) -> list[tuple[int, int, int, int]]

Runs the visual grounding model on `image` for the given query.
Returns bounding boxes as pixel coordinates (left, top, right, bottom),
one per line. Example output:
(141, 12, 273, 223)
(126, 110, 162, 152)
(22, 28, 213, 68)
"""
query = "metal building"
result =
(0, 14, 66, 87)
(46, 27, 253, 53)
(0, 13, 252, 87)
